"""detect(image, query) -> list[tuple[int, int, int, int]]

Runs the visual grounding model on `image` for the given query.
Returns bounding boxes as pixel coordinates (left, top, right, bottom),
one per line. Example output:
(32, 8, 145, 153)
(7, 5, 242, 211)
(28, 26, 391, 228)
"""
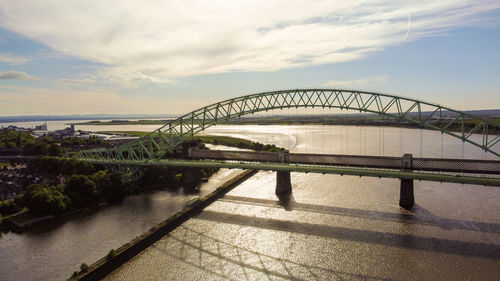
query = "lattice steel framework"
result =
(69, 89, 500, 161)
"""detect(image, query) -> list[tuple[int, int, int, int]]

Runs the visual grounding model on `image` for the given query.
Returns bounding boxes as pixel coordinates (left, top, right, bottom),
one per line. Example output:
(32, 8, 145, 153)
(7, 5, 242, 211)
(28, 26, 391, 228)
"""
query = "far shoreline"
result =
(70, 115, 500, 135)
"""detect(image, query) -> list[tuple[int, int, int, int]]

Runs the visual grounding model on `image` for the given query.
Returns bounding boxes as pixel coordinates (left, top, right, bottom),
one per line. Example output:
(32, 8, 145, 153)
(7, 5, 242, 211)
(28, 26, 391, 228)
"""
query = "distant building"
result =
(34, 121, 47, 131)
(54, 126, 76, 137)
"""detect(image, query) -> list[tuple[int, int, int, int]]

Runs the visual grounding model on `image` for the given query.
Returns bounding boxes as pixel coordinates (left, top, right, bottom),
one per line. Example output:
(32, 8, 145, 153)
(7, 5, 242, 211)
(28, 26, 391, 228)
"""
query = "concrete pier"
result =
(276, 171, 292, 195)
(399, 153, 414, 210)
(399, 179, 414, 210)
(182, 167, 201, 189)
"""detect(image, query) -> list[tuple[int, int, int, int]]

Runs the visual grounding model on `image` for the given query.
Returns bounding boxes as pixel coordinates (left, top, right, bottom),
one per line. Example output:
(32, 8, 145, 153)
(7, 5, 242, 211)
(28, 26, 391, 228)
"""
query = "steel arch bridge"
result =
(70, 89, 500, 162)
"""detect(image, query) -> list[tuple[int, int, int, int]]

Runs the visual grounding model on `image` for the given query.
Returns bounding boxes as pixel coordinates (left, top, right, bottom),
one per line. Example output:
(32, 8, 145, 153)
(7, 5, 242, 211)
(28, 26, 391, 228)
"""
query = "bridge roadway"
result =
(78, 149, 500, 187)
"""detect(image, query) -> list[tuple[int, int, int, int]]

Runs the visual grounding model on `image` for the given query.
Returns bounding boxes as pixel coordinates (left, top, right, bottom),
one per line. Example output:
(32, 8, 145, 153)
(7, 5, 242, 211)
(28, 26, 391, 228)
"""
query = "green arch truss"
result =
(71, 89, 500, 161)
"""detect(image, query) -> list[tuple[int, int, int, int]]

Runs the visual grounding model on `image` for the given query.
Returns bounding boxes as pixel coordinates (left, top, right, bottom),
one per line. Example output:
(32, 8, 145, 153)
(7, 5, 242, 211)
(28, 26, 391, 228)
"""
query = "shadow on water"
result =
(220, 195, 500, 234)
(197, 210, 500, 260)
(149, 225, 397, 281)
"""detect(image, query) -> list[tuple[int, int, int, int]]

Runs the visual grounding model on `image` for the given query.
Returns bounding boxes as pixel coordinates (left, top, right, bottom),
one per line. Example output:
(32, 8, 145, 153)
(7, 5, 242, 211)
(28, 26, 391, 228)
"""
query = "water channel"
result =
(0, 122, 499, 280)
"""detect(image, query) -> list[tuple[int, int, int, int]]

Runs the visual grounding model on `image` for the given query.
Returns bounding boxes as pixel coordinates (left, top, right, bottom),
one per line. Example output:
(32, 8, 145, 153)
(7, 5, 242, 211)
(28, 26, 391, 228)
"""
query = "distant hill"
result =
(0, 109, 499, 123)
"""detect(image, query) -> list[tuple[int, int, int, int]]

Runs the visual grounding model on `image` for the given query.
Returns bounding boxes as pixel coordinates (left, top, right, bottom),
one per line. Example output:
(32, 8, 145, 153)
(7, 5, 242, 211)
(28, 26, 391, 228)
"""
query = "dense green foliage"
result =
(0, 199, 21, 216)
(0, 129, 34, 149)
(59, 136, 106, 147)
(22, 137, 58, 156)
(34, 156, 96, 175)
(0, 130, 62, 156)
(11, 155, 215, 216)
(22, 184, 69, 215)
(64, 175, 98, 208)
(19, 172, 126, 215)
(0, 129, 108, 156)
(91, 171, 126, 203)
(199, 136, 282, 152)
(140, 166, 181, 186)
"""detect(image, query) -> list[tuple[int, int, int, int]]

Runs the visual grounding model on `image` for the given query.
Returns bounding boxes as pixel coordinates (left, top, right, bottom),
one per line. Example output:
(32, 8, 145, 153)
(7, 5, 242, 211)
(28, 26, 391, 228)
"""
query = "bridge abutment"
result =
(399, 154, 414, 210)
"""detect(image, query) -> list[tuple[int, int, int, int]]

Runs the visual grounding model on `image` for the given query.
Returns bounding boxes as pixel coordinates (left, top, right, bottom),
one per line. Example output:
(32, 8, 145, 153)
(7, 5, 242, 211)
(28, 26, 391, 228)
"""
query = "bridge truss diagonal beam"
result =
(69, 89, 500, 163)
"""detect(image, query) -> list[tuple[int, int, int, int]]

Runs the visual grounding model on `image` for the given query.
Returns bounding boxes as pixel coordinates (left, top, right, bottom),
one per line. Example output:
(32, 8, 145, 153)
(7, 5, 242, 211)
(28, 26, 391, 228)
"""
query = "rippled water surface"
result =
(1, 124, 499, 281)
(105, 125, 500, 281)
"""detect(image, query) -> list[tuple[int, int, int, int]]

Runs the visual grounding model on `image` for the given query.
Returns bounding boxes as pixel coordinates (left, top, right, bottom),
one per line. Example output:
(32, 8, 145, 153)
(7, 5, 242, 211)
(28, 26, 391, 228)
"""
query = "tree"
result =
(0, 200, 21, 216)
(104, 172, 126, 203)
(64, 175, 98, 208)
(92, 170, 126, 203)
(22, 184, 69, 215)
(48, 143, 62, 156)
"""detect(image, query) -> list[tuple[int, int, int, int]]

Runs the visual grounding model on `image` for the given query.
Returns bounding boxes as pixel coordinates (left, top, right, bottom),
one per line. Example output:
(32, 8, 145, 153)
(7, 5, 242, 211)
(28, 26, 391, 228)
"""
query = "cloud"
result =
(0, 71, 37, 80)
(0, 84, 208, 115)
(403, 14, 411, 40)
(323, 75, 390, 88)
(0, 1, 498, 82)
(0, 53, 29, 65)
(58, 78, 96, 84)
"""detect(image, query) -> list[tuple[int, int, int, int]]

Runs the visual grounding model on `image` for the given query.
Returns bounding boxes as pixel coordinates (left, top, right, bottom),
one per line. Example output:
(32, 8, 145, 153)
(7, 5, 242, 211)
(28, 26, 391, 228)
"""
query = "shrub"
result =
(48, 143, 62, 156)
(34, 156, 96, 175)
(92, 171, 125, 203)
(64, 175, 97, 208)
(22, 184, 69, 215)
(0, 200, 21, 216)
(107, 249, 117, 260)
(80, 263, 89, 273)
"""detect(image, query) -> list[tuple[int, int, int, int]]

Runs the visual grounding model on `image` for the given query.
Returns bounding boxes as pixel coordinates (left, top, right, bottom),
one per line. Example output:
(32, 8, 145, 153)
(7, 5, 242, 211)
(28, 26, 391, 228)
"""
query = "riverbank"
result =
(3, 202, 109, 233)
(69, 169, 257, 281)
(99, 132, 283, 152)
(0, 135, 278, 233)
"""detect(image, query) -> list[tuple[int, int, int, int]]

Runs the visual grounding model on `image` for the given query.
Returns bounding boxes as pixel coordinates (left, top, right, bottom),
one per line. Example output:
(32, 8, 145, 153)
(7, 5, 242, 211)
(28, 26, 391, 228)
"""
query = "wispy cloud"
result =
(403, 14, 411, 41)
(0, 85, 207, 115)
(0, 53, 29, 65)
(323, 75, 390, 88)
(0, 0, 499, 83)
(58, 78, 96, 84)
(0, 71, 37, 80)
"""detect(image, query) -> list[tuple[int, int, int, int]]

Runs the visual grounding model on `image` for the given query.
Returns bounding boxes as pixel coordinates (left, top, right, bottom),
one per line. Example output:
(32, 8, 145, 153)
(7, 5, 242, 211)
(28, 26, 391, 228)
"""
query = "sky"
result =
(0, 0, 499, 116)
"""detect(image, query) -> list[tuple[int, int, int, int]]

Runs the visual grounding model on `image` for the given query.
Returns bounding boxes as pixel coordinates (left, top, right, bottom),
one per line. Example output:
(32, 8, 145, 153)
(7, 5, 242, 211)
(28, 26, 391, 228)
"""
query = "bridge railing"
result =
(189, 149, 500, 175)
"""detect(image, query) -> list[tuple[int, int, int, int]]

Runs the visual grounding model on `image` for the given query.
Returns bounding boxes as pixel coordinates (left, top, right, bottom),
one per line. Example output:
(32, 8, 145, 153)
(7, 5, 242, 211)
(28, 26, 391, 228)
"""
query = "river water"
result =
(0, 123, 499, 280)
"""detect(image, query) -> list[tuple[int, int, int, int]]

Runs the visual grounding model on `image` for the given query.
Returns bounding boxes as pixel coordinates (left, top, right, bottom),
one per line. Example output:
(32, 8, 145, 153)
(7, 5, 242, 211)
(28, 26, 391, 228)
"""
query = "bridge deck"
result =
(189, 149, 500, 174)
(80, 157, 500, 187)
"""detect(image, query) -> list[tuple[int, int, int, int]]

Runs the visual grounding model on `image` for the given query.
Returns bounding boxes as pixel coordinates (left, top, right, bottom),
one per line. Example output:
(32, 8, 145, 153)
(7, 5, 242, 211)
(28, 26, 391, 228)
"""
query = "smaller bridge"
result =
(81, 149, 500, 210)
(188, 149, 500, 175)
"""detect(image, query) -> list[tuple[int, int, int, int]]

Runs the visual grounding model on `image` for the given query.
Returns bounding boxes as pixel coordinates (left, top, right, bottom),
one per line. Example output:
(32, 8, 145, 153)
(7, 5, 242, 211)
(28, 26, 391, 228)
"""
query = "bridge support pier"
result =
(399, 179, 414, 210)
(399, 153, 414, 210)
(276, 171, 292, 195)
(182, 167, 201, 189)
